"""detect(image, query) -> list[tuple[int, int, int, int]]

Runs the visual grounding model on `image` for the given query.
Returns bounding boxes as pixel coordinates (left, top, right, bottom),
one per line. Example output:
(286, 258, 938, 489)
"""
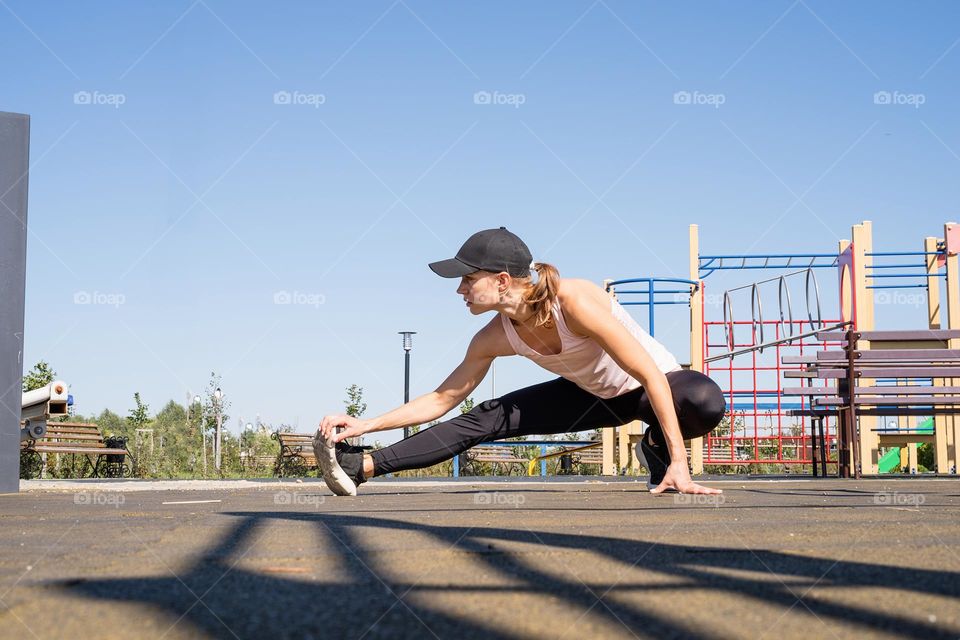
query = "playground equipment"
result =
(0, 111, 29, 494)
(602, 220, 960, 477)
(20, 380, 71, 441)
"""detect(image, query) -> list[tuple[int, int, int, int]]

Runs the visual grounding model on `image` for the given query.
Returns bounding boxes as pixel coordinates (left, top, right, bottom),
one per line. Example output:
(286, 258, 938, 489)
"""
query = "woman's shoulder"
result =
(556, 278, 612, 337)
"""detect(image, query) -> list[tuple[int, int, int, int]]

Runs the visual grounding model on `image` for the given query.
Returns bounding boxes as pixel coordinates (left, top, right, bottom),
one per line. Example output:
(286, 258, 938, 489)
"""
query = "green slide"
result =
(878, 418, 934, 473)
(879, 448, 901, 473)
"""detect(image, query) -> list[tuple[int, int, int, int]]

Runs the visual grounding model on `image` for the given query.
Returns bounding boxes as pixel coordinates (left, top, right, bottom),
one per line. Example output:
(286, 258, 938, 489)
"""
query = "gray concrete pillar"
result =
(0, 112, 30, 494)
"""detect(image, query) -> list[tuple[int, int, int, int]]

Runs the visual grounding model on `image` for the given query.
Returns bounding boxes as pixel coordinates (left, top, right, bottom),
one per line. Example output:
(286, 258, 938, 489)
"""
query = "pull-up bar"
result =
(699, 252, 839, 279)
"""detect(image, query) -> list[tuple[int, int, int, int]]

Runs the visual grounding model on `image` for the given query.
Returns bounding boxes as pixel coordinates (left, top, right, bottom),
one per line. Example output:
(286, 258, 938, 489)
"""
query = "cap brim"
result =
(428, 258, 478, 278)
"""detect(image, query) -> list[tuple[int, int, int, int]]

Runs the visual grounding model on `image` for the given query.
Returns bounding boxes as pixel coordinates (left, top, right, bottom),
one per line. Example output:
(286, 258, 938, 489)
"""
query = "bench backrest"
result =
(782, 329, 960, 414)
(22, 422, 106, 446)
(467, 444, 529, 461)
(572, 447, 604, 464)
(273, 432, 314, 451)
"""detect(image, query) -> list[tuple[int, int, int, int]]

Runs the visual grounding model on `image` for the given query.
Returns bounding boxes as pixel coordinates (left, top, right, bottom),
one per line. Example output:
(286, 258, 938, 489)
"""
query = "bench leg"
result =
(818, 419, 828, 478)
(811, 418, 819, 478)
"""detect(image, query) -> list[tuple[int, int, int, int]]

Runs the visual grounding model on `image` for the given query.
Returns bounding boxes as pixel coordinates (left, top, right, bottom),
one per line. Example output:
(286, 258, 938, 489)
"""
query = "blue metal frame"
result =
(864, 249, 946, 291)
(699, 253, 839, 279)
(605, 277, 699, 337)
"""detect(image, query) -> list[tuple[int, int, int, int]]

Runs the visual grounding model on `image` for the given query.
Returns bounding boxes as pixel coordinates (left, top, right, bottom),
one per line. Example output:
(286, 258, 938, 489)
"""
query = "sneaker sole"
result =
(313, 431, 358, 496)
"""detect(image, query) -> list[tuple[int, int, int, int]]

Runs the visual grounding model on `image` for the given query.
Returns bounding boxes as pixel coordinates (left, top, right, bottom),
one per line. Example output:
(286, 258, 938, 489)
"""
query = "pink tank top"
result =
(500, 297, 681, 399)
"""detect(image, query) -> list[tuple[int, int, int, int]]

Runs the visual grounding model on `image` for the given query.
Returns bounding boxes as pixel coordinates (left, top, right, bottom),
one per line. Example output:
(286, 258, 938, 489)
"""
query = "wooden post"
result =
(837, 238, 851, 475)
(601, 278, 617, 476)
(926, 236, 950, 473)
(944, 222, 960, 474)
(852, 222, 877, 476)
(689, 224, 705, 474)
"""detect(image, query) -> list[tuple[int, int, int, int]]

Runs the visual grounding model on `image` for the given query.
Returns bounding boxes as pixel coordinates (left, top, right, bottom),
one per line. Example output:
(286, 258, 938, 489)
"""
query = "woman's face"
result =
(457, 271, 501, 313)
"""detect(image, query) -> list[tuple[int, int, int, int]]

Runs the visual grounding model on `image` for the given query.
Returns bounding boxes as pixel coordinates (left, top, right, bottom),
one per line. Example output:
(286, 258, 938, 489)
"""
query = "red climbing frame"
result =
(702, 282, 843, 468)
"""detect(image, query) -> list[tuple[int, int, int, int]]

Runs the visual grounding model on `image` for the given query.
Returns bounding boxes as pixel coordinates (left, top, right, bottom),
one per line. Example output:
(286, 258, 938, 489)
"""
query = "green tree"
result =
(98, 409, 127, 439)
(200, 373, 231, 477)
(918, 442, 933, 472)
(152, 400, 194, 477)
(343, 384, 367, 445)
(22, 361, 56, 392)
(344, 384, 367, 417)
(127, 392, 150, 428)
(126, 393, 156, 477)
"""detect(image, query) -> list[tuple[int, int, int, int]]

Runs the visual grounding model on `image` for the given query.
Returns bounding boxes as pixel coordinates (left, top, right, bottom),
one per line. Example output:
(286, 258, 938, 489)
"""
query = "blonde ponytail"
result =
(522, 262, 560, 328)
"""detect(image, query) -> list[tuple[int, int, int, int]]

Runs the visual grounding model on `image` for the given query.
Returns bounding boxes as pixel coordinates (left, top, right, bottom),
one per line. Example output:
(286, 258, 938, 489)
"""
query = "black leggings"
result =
(370, 369, 726, 476)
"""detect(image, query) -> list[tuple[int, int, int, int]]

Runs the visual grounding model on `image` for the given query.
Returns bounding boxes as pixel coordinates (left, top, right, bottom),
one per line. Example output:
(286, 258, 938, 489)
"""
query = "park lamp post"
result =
(214, 387, 223, 472)
(193, 395, 205, 476)
(399, 331, 416, 439)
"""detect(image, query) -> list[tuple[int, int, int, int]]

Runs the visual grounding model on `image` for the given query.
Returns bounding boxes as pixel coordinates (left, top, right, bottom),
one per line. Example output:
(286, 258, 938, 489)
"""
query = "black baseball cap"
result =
(428, 227, 533, 278)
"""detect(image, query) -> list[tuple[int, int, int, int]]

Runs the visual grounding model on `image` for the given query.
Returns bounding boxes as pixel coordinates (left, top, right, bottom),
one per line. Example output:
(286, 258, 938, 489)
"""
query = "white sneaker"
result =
(313, 431, 358, 496)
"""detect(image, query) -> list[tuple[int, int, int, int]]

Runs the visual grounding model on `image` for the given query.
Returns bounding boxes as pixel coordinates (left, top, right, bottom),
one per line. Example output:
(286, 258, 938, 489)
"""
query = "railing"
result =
(451, 440, 597, 478)
(605, 277, 699, 337)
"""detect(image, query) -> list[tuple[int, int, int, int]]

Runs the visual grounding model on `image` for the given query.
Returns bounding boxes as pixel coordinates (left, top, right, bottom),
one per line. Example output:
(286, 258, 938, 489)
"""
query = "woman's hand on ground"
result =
(650, 461, 723, 495)
(318, 415, 370, 443)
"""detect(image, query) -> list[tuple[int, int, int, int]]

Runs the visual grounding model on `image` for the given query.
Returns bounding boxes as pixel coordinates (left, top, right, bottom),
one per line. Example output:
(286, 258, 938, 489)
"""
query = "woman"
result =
(315, 227, 726, 496)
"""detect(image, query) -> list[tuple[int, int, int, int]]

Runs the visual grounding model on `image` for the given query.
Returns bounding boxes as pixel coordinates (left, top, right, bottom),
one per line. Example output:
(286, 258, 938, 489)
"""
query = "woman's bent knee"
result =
(674, 371, 726, 435)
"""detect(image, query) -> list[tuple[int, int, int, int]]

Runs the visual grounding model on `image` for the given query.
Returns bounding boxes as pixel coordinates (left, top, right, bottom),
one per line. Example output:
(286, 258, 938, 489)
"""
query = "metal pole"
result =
(215, 403, 222, 472)
(648, 279, 655, 337)
(399, 332, 415, 440)
(0, 112, 29, 495)
(403, 350, 410, 439)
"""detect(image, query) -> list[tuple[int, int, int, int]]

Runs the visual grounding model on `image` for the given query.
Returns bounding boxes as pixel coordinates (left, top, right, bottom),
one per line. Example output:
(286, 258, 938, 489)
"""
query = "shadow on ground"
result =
(52, 510, 960, 639)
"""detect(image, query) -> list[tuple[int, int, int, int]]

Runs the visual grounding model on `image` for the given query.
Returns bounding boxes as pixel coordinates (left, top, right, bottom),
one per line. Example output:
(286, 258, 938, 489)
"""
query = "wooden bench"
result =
(461, 444, 529, 476)
(20, 422, 129, 478)
(273, 432, 319, 477)
(783, 328, 960, 477)
(542, 443, 605, 475)
(272, 431, 372, 477)
(568, 445, 604, 472)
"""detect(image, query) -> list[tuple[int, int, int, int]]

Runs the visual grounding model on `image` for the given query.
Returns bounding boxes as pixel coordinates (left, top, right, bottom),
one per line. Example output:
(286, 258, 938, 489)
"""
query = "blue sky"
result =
(5, 1, 960, 444)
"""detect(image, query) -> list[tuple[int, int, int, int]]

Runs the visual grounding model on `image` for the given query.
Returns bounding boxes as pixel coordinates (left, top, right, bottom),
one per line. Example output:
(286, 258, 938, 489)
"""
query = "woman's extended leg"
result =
(370, 376, 644, 476)
(369, 370, 725, 477)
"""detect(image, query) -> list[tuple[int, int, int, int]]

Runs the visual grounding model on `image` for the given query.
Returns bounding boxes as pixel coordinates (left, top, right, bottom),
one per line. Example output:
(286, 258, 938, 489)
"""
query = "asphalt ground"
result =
(1, 477, 958, 639)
